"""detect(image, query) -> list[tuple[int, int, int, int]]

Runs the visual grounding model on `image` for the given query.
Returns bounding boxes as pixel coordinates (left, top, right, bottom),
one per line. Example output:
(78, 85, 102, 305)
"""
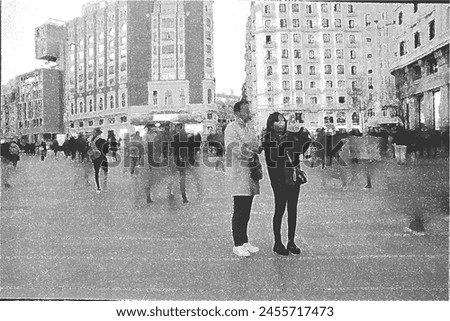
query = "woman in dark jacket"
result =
(262, 112, 311, 256)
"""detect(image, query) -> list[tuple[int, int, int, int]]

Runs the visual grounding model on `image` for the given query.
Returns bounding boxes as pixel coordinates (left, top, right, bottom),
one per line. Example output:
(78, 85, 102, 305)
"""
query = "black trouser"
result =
(271, 184, 301, 244)
(232, 195, 254, 246)
(93, 157, 108, 189)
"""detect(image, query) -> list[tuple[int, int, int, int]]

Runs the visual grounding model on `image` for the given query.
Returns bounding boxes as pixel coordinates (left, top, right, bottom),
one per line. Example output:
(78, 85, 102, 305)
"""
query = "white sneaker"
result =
(233, 246, 251, 257)
(243, 243, 259, 253)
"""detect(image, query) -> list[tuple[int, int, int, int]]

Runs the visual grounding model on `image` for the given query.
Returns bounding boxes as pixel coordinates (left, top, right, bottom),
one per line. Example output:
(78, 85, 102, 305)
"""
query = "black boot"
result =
(287, 241, 301, 255)
(273, 243, 289, 256)
(182, 192, 189, 203)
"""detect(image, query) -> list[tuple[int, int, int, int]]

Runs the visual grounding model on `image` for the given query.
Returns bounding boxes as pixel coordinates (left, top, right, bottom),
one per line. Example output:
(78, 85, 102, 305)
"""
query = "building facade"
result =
(389, 3, 449, 132)
(1, 80, 18, 139)
(63, 0, 215, 138)
(14, 68, 64, 143)
(245, 1, 398, 131)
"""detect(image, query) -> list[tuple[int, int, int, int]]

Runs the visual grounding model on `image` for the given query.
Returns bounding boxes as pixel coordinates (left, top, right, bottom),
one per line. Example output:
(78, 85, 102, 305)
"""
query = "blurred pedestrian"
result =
(9, 139, 20, 168)
(225, 100, 262, 257)
(262, 112, 310, 256)
(90, 127, 109, 193)
(1, 140, 12, 188)
(51, 139, 59, 160)
(39, 141, 47, 161)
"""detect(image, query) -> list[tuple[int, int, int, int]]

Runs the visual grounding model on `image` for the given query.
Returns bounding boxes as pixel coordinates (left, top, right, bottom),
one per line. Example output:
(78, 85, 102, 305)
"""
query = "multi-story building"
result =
(245, 1, 398, 132)
(64, 0, 215, 138)
(15, 68, 64, 143)
(1, 80, 18, 139)
(389, 3, 449, 132)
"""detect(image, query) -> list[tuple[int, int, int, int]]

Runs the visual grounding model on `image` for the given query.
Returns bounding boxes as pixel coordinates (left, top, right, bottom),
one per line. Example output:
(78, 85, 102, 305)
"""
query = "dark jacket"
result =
(262, 129, 311, 188)
(92, 136, 109, 160)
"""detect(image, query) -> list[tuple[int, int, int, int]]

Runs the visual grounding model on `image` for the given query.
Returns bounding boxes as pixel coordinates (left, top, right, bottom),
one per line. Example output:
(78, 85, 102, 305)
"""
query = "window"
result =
(351, 66, 357, 75)
(412, 65, 422, 81)
(366, 37, 372, 43)
(283, 97, 290, 105)
(352, 81, 358, 90)
(88, 36, 94, 44)
(348, 4, 354, 13)
(294, 50, 301, 58)
(308, 35, 314, 44)
(109, 28, 115, 37)
(336, 49, 343, 58)
(267, 66, 273, 75)
(398, 12, 403, 25)
(350, 50, 356, 59)
(296, 97, 303, 106)
(267, 82, 273, 91)
(309, 50, 315, 59)
(110, 95, 114, 109)
(79, 101, 84, 113)
(400, 41, 407, 56)
(326, 80, 333, 88)
(428, 58, 438, 74)
(265, 20, 271, 28)
(207, 89, 213, 104)
(338, 96, 345, 104)
(266, 35, 272, 44)
(282, 49, 289, 58)
(98, 68, 104, 77)
(295, 65, 302, 74)
(326, 96, 334, 104)
(324, 49, 331, 59)
(349, 35, 356, 44)
(306, 4, 312, 14)
(306, 20, 313, 28)
(152, 91, 158, 105)
(98, 97, 103, 110)
(120, 62, 126, 72)
(336, 34, 343, 43)
(368, 77, 373, 90)
(338, 80, 345, 88)
(281, 33, 288, 43)
(429, 20, 435, 40)
(89, 99, 93, 112)
(349, 20, 355, 28)
(266, 50, 272, 60)
(310, 81, 316, 89)
(367, 53, 373, 59)
(264, 5, 270, 14)
(293, 19, 299, 28)
(414, 32, 421, 48)
(282, 65, 289, 74)
(324, 65, 332, 74)
(414, 3, 418, 13)
(98, 44, 104, 53)
(70, 103, 74, 115)
(310, 97, 317, 104)
(206, 31, 212, 40)
(282, 81, 290, 90)
(88, 71, 93, 80)
(309, 66, 316, 75)
(335, 19, 342, 28)
(323, 34, 330, 43)
(279, 4, 286, 12)
(337, 65, 344, 74)
(321, 3, 328, 13)
(334, 4, 341, 12)
(295, 81, 303, 90)
(206, 58, 212, 67)
(109, 65, 114, 75)
(322, 19, 329, 28)
(280, 19, 287, 28)
(292, 4, 299, 12)
(121, 23, 127, 33)
(293, 34, 301, 43)
(120, 48, 126, 58)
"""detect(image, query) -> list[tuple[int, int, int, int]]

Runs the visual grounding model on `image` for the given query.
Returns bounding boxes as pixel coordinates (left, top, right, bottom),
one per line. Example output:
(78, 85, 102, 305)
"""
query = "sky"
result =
(0, 0, 250, 95)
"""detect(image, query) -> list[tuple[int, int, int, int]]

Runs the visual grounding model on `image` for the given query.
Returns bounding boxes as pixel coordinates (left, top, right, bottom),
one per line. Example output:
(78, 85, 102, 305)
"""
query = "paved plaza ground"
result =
(0, 152, 448, 300)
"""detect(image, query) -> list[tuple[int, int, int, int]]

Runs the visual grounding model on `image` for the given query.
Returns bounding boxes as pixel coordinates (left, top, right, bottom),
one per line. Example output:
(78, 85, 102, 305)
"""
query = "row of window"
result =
(18, 119, 43, 129)
(268, 18, 356, 29)
(267, 48, 362, 60)
(266, 64, 359, 76)
(265, 33, 360, 45)
(267, 78, 373, 91)
(264, 3, 354, 14)
(70, 24, 127, 50)
(70, 93, 127, 115)
(69, 116, 128, 129)
(399, 20, 436, 56)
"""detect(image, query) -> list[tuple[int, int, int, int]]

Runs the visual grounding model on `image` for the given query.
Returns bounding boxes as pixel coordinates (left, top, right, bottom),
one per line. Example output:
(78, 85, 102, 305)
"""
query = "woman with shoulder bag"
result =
(262, 113, 311, 256)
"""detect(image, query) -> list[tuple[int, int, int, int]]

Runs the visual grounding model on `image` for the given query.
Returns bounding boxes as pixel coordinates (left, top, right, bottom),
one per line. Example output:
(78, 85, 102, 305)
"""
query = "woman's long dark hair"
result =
(264, 112, 287, 143)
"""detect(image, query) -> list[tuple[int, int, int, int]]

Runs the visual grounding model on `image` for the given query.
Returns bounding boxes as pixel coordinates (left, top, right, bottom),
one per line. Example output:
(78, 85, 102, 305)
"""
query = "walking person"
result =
(90, 127, 109, 193)
(129, 131, 142, 175)
(51, 139, 59, 161)
(9, 139, 21, 168)
(225, 100, 262, 257)
(39, 141, 47, 161)
(1, 140, 12, 188)
(262, 112, 311, 256)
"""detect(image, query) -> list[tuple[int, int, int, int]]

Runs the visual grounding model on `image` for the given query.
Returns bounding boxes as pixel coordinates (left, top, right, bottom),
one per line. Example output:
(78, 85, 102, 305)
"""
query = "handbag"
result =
(285, 153, 307, 185)
(248, 154, 263, 181)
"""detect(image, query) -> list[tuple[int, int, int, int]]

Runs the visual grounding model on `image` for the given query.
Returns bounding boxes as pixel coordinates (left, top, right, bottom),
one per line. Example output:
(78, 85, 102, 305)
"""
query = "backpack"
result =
(89, 137, 102, 160)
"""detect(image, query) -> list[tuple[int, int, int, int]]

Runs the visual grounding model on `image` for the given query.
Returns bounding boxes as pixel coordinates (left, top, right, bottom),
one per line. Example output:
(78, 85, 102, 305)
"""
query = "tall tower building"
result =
(245, 1, 397, 131)
(65, 0, 215, 137)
